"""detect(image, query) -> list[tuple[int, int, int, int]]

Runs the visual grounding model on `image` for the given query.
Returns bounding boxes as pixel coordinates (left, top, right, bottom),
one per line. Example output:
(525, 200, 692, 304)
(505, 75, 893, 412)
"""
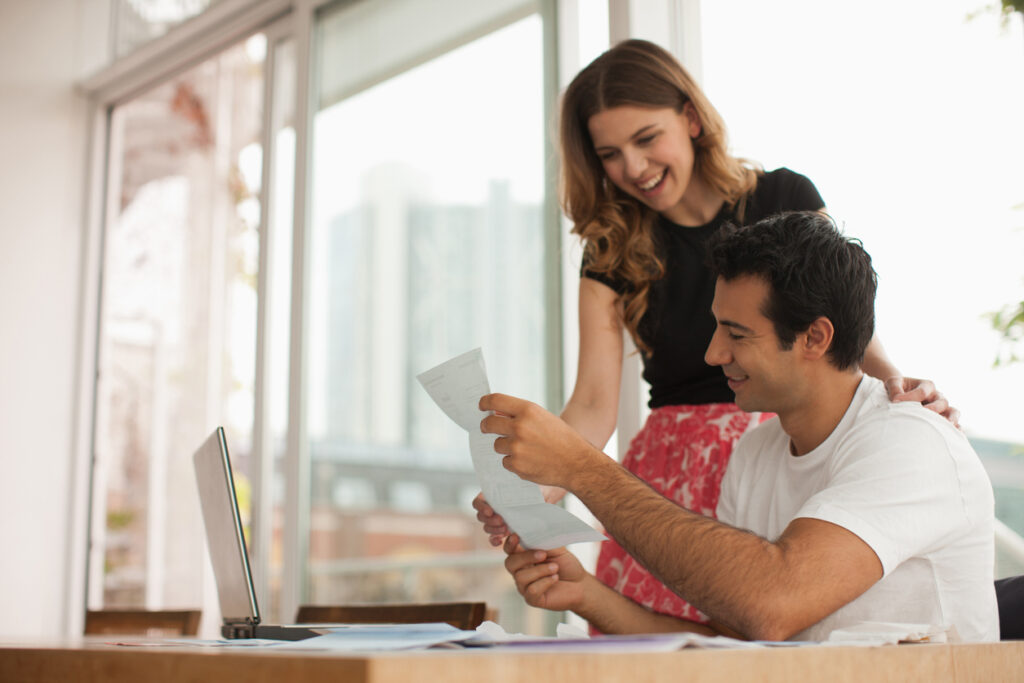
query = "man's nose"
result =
(705, 329, 728, 367)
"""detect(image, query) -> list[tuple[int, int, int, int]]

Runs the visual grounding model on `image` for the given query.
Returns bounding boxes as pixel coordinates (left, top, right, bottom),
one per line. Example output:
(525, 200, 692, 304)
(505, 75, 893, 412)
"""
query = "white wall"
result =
(0, 0, 108, 638)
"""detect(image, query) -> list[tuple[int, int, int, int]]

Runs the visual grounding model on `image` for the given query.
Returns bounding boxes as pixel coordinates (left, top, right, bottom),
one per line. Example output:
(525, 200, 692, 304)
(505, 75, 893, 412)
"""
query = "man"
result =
(479, 211, 998, 641)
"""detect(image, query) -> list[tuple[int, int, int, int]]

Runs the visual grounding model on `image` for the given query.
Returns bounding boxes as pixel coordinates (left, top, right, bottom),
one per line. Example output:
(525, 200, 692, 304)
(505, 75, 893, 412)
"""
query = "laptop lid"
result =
(193, 427, 262, 630)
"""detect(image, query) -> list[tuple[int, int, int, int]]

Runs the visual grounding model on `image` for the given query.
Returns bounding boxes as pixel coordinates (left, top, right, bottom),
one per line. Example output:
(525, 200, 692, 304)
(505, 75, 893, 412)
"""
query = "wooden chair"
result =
(295, 602, 490, 630)
(996, 575, 1024, 640)
(84, 609, 202, 637)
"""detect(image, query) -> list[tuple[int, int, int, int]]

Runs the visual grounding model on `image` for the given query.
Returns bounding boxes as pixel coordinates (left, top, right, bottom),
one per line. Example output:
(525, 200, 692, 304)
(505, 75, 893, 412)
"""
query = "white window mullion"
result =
(249, 27, 281, 624)
(281, 0, 316, 626)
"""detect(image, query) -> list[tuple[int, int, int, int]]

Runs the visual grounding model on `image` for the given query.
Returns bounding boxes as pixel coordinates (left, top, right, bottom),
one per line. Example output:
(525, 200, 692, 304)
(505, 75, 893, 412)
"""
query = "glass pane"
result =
(89, 33, 266, 612)
(112, 0, 227, 58)
(308, 14, 549, 632)
(700, 0, 1024, 568)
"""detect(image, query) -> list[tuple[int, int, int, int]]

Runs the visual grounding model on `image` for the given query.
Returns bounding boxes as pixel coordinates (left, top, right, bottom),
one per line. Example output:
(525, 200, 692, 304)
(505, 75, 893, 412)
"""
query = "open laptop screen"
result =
(193, 427, 261, 627)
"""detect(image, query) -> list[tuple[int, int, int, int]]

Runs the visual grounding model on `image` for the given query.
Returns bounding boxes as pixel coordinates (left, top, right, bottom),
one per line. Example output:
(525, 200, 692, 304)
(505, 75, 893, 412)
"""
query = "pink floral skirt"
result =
(594, 403, 772, 626)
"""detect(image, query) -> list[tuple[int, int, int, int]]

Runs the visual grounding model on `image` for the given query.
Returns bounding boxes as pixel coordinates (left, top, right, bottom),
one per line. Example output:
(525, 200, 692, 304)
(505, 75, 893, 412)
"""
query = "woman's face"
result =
(587, 104, 702, 222)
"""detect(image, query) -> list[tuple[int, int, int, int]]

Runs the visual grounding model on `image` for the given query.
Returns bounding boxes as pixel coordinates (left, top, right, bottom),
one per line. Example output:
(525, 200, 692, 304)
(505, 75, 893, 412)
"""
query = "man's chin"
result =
(733, 393, 763, 414)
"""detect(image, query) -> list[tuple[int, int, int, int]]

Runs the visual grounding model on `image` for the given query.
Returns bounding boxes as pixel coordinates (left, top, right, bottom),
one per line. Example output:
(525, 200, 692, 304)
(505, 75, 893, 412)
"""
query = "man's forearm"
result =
(574, 573, 718, 636)
(482, 392, 880, 639)
(570, 458, 799, 640)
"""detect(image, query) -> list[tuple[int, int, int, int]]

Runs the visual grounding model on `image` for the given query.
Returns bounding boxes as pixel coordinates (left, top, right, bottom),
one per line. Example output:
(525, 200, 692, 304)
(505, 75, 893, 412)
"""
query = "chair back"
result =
(295, 601, 489, 630)
(84, 609, 202, 637)
(996, 575, 1024, 640)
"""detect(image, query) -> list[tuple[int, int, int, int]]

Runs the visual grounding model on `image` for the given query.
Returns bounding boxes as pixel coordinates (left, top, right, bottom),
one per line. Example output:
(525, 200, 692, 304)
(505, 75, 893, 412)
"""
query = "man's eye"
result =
(728, 333, 744, 340)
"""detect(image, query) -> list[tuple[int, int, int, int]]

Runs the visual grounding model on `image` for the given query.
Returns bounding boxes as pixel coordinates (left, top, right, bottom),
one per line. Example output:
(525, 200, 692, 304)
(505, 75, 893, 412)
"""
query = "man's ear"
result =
(801, 317, 835, 361)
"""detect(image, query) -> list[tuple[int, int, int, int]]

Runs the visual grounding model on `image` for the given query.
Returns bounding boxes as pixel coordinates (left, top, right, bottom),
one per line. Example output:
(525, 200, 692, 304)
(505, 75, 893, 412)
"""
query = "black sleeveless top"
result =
(584, 168, 825, 407)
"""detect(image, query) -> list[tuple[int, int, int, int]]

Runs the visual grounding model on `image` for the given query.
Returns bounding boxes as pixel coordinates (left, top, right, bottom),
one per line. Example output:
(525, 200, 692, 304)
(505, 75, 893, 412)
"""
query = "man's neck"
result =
(778, 370, 864, 456)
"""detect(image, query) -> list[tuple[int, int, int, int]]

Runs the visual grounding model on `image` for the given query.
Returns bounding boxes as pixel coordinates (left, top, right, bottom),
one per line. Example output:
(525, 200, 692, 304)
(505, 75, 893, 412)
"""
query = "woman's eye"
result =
(598, 151, 617, 161)
(637, 134, 656, 145)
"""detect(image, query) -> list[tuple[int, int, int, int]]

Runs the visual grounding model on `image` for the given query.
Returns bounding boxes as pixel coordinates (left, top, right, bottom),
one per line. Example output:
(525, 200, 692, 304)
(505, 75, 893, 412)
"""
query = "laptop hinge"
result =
(222, 619, 258, 639)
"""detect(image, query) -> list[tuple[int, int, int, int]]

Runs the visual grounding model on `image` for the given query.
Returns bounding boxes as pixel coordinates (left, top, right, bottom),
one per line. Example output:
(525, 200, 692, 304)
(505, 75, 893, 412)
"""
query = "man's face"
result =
(705, 275, 802, 414)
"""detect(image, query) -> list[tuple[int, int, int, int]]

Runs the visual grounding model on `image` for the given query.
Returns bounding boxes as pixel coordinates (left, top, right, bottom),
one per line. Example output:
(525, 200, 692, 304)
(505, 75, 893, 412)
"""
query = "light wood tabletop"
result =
(1, 637, 1022, 683)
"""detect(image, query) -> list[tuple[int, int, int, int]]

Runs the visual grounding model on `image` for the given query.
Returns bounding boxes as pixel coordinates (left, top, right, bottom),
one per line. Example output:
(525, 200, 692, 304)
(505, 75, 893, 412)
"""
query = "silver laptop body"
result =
(193, 427, 321, 640)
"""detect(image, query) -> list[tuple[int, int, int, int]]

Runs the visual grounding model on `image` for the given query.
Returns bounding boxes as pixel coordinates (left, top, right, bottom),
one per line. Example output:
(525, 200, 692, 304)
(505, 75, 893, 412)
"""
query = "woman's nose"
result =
(623, 149, 647, 179)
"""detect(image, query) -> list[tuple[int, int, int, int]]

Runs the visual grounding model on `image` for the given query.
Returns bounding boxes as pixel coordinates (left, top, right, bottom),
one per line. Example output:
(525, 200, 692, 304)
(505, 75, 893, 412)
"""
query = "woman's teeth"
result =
(638, 170, 665, 191)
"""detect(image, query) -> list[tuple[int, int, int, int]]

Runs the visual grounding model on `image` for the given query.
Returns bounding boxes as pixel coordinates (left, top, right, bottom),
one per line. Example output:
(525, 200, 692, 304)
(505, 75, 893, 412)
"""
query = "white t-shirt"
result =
(716, 375, 998, 642)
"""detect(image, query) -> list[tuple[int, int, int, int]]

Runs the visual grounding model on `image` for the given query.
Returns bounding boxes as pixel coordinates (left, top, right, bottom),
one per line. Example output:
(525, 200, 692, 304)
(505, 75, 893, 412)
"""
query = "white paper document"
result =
(272, 623, 478, 651)
(465, 621, 764, 651)
(417, 348, 605, 550)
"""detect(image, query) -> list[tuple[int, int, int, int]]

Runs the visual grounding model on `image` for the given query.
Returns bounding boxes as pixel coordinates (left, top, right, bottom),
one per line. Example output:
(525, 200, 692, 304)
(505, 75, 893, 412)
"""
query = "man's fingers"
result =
(502, 533, 530, 556)
(483, 519, 508, 535)
(520, 572, 560, 605)
(472, 494, 492, 516)
(505, 550, 559, 585)
(480, 413, 515, 437)
(492, 436, 513, 456)
(505, 551, 554, 578)
(475, 512, 509, 534)
(479, 393, 523, 415)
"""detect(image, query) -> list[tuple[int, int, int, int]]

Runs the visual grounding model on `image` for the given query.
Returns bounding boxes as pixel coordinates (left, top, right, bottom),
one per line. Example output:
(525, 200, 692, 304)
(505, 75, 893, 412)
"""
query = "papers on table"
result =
(824, 622, 958, 645)
(465, 621, 764, 651)
(272, 623, 479, 651)
(106, 624, 480, 651)
(417, 348, 604, 550)
(110, 620, 942, 653)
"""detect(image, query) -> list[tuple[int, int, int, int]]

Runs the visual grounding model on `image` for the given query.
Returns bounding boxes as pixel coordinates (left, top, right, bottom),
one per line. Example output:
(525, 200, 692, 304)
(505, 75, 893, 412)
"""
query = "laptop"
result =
(193, 427, 325, 641)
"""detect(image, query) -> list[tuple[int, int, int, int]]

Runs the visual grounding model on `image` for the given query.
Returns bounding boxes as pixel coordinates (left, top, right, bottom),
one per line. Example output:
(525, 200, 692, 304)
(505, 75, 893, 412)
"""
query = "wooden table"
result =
(1, 637, 1022, 683)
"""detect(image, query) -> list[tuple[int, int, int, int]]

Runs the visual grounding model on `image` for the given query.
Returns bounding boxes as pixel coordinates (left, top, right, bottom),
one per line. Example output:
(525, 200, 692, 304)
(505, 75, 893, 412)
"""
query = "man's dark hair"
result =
(705, 211, 876, 370)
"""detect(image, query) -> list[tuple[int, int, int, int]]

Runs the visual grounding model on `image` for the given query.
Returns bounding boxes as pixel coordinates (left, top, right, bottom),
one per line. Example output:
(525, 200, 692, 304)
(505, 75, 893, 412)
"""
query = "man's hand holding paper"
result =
(417, 348, 603, 550)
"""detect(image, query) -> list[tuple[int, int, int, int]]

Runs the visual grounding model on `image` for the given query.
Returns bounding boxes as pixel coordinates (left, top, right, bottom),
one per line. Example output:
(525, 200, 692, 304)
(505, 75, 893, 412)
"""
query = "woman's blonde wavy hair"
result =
(561, 39, 759, 354)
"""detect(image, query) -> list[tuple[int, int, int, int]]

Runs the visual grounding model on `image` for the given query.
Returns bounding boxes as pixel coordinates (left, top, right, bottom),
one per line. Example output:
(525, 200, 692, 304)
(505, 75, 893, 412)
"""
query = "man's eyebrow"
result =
(719, 319, 756, 335)
(594, 124, 659, 151)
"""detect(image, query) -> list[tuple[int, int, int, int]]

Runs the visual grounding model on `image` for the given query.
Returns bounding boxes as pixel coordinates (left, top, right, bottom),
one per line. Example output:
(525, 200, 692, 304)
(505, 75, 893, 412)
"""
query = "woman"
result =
(474, 38, 956, 629)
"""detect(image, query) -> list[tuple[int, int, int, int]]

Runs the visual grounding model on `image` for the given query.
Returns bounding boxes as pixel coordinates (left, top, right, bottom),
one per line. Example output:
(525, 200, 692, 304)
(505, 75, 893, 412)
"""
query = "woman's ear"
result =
(683, 101, 702, 138)
(801, 316, 835, 361)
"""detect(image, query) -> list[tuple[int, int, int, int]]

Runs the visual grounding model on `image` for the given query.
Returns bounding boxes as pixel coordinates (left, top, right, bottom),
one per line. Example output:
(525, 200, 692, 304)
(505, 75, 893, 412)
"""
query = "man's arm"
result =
(501, 535, 720, 636)
(480, 393, 883, 641)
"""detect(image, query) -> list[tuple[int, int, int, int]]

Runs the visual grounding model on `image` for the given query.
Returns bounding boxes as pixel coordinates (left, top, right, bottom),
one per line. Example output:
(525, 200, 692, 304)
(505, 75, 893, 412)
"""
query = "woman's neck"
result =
(661, 176, 724, 227)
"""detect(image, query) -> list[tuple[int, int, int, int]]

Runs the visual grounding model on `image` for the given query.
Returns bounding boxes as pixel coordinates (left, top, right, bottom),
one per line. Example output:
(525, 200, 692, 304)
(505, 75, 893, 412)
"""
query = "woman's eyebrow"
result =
(594, 124, 659, 151)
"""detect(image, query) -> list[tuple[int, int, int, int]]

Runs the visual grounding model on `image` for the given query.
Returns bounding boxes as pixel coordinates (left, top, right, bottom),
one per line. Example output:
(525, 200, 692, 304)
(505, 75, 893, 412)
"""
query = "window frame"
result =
(73, 0, 569, 634)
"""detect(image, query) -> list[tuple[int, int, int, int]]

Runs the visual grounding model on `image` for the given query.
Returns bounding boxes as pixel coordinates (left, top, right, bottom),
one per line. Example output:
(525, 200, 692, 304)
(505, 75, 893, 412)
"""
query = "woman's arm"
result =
(473, 277, 625, 542)
(560, 277, 625, 450)
(861, 334, 960, 425)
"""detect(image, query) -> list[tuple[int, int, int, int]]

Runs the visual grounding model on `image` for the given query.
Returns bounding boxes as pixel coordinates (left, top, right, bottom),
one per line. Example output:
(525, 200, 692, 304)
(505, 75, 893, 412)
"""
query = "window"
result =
(89, 33, 267, 610)
(85, 0, 564, 635)
(305, 1, 553, 632)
